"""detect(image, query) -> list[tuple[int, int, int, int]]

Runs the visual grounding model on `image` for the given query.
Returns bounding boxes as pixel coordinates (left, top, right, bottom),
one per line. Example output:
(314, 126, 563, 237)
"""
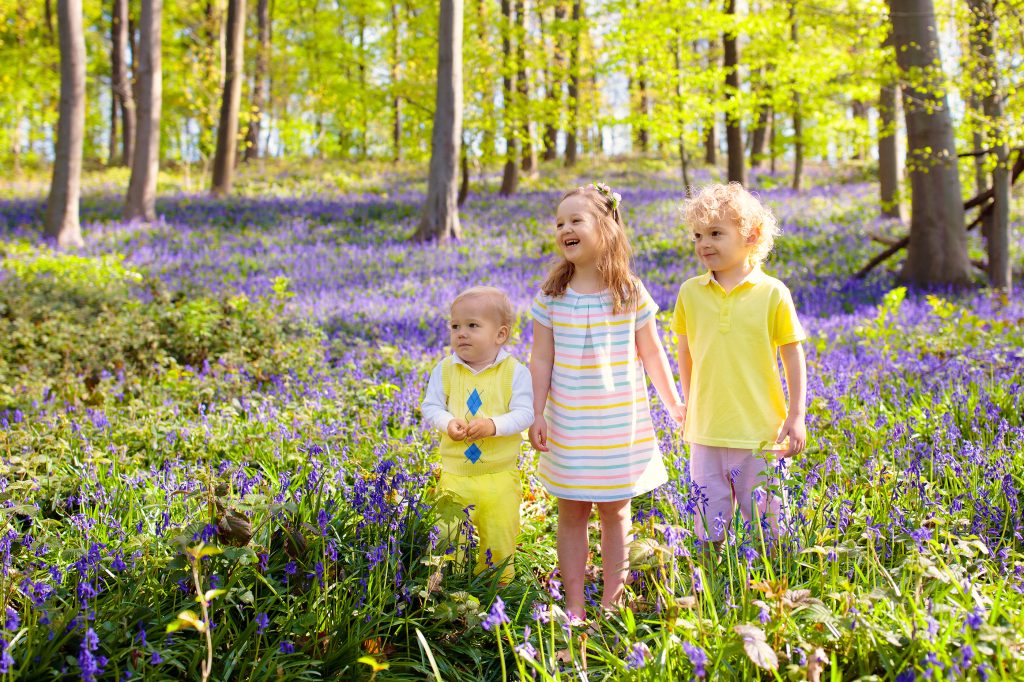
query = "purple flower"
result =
(625, 642, 650, 670)
(4, 607, 18, 631)
(279, 640, 295, 654)
(682, 641, 707, 679)
(255, 612, 269, 635)
(150, 651, 163, 665)
(0, 638, 13, 673)
(481, 596, 509, 632)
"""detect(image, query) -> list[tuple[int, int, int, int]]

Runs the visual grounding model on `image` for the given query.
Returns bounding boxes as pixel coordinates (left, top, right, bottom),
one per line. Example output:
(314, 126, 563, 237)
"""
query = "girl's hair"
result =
(542, 186, 639, 313)
(682, 183, 781, 265)
(451, 286, 515, 328)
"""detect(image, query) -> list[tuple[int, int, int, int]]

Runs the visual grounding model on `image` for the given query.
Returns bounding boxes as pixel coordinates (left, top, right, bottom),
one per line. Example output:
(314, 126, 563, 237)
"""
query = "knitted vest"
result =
(439, 356, 520, 475)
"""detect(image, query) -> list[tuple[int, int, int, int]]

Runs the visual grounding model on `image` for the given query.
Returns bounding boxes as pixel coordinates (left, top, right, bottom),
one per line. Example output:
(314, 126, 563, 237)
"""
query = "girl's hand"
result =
(529, 416, 549, 452)
(447, 418, 469, 441)
(466, 417, 496, 442)
(776, 413, 806, 457)
(668, 402, 686, 430)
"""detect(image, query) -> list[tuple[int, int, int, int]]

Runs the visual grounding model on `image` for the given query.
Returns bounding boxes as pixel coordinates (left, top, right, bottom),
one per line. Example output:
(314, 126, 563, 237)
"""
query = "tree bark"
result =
(704, 41, 717, 165)
(723, 0, 745, 185)
(499, 0, 519, 194)
(878, 29, 903, 220)
(967, 0, 1010, 290)
(674, 31, 691, 193)
(111, 0, 135, 167)
(542, 0, 566, 161)
(244, 0, 270, 162)
(887, 0, 970, 286)
(517, 0, 536, 173)
(389, 0, 403, 162)
(416, 0, 463, 241)
(125, 0, 162, 222)
(790, 0, 802, 190)
(45, 0, 86, 248)
(211, 0, 246, 196)
(564, 0, 581, 167)
(750, 99, 770, 168)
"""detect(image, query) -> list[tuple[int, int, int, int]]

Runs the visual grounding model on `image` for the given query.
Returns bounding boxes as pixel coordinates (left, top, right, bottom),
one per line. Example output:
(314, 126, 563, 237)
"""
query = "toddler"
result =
(422, 286, 534, 582)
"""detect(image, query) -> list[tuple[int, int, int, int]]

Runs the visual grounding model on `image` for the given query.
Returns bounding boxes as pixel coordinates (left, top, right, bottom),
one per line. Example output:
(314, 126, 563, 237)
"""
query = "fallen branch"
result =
(854, 149, 1023, 279)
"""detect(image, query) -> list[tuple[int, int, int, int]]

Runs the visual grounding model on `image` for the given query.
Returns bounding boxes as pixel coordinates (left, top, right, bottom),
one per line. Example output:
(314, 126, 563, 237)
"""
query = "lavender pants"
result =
(689, 444, 785, 542)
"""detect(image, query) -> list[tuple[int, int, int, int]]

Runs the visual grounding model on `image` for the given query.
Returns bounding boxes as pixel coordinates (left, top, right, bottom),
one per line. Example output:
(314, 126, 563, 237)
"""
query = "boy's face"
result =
(691, 213, 757, 274)
(556, 194, 601, 268)
(449, 296, 509, 368)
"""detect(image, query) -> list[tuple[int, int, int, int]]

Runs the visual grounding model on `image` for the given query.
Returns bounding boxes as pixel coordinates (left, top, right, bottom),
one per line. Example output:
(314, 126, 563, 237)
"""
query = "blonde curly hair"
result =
(682, 183, 781, 265)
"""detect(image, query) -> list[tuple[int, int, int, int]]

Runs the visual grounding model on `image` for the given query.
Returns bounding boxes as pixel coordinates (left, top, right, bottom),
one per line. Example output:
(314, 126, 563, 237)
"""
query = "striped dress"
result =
(531, 282, 668, 502)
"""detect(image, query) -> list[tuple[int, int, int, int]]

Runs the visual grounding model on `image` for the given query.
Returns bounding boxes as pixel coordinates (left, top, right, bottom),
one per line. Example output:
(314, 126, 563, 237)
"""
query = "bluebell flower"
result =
(625, 642, 650, 670)
(255, 612, 269, 635)
(279, 640, 295, 654)
(481, 597, 509, 632)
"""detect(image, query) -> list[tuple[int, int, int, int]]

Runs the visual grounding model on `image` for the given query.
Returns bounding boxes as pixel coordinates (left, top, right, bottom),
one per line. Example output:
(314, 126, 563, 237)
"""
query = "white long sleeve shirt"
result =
(421, 349, 535, 436)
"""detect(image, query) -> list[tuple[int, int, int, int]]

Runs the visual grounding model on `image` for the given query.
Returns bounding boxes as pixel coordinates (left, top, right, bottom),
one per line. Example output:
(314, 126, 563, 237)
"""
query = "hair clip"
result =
(590, 182, 622, 211)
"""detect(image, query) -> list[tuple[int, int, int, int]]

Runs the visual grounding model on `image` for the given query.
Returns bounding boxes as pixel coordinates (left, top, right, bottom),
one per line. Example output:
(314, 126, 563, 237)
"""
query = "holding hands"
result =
(529, 416, 549, 452)
(667, 401, 686, 431)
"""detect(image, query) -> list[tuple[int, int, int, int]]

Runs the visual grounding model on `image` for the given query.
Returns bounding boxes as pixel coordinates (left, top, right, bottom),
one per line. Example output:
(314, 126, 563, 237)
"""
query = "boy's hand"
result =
(465, 417, 496, 442)
(668, 402, 686, 431)
(529, 416, 549, 452)
(447, 418, 469, 441)
(777, 413, 806, 457)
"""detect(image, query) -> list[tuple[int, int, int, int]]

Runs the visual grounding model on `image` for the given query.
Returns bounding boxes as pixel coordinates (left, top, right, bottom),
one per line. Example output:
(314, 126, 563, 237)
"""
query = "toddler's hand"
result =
(668, 402, 686, 431)
(776, 413, 806, 457)
(466, 417, 496, 441)
(447, 418, 469, 441)
(529, 416, 549, 452)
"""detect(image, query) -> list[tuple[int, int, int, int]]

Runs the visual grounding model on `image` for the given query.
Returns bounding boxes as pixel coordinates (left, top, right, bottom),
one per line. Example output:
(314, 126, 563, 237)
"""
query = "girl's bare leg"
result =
(596, 499, 632, 611)
(557, 498, 593, 620)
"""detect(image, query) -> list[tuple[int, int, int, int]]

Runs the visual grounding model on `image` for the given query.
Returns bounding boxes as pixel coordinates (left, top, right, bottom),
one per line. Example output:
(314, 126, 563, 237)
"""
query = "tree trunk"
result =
(517, 0, 536, 173)
(111, 0, 135, 167)
(769, 108, 777, 173)
(542, 1, 565, 161)
(211, 0, 246, 196)
(674, 32, 691, 193)
(878, 82, 903, 219)
(723, 0, 745, 185)
(790, 0, 802, 190)
(967, 0, 1010, 291)
(245, 0, 270, 162)
(750, 101, 770, 169)
(499, 0, 519, 194)
(390, 0, 402, 162)
(850, 100, 867, 160)
(125, 0, 162, 222)
(634, 12, 648, 154)
(564, 0, 581, 167)
(887, 0, 970, 286)
(458, 135, 470, 206)
(703, 40, 717, 166)
(416, 0, 463, 241)
(45, 0, 86, 248)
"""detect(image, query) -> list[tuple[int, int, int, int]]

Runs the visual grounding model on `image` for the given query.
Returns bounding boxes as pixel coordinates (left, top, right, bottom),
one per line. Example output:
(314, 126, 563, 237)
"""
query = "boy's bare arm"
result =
(636, 319, 685, 427)
(676, 335, 692, 404)
(778, 341, 807, 456)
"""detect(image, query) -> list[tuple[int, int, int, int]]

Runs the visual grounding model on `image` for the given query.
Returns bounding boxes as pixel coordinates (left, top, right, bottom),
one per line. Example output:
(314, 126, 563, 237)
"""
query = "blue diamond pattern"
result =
(464, 442, 482, 463)
(466, 389, 482, 416)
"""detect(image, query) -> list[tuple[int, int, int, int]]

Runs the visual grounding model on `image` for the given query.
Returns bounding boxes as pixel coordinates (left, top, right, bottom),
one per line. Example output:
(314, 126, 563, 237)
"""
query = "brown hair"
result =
(542, 186, 639, 313)
(451, 286, 515, 328)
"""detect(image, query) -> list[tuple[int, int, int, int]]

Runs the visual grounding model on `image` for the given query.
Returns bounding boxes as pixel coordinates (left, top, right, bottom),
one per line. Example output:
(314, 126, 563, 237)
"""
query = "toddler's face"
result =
(449, 296, 509, 368)
(690, 213, 755, 273)
(555, 195, 601, 267)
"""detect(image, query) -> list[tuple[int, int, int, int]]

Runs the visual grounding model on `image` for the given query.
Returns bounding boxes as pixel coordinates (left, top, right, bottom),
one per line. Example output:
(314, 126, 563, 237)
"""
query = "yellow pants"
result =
(437, 469, 521, 583)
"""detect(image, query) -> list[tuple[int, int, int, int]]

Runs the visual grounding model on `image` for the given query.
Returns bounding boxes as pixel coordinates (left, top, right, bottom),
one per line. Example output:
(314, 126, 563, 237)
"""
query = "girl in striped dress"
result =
(529, 183, 685, 621)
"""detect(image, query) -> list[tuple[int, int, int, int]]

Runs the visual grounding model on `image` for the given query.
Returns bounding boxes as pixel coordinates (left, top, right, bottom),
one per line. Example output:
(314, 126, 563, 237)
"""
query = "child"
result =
(529, 183, 685, 621)
(421, 286, 534, 583)
(671, 183, 807, 544)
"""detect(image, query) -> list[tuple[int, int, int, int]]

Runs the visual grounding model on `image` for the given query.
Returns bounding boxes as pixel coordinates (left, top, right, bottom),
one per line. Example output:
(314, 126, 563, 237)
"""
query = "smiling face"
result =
(555, 194, 602, 268)
(691, 213, 757, 275)
(449, 295, 509, 369)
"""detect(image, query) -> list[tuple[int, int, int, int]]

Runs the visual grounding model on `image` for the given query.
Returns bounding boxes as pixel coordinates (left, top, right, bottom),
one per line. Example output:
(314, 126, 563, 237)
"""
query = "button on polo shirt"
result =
(671, 267, 806, 449)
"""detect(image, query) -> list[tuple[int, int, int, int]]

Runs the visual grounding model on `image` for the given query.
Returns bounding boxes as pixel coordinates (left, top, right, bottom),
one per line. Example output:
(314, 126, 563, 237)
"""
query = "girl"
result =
(529, 183, 684, 621)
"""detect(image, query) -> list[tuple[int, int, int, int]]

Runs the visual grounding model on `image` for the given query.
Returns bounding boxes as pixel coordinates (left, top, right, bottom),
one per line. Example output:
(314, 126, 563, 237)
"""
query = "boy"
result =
(421, 286, 534, 581)
(672, 183, 807, 543)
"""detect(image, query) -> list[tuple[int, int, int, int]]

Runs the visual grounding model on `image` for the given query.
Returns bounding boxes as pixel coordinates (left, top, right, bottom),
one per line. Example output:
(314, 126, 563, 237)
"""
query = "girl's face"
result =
(555, 194, 602, 268)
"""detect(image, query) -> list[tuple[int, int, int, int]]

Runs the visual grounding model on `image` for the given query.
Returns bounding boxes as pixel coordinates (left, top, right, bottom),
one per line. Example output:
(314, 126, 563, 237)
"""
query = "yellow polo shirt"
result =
(670, 267, 805, 449)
